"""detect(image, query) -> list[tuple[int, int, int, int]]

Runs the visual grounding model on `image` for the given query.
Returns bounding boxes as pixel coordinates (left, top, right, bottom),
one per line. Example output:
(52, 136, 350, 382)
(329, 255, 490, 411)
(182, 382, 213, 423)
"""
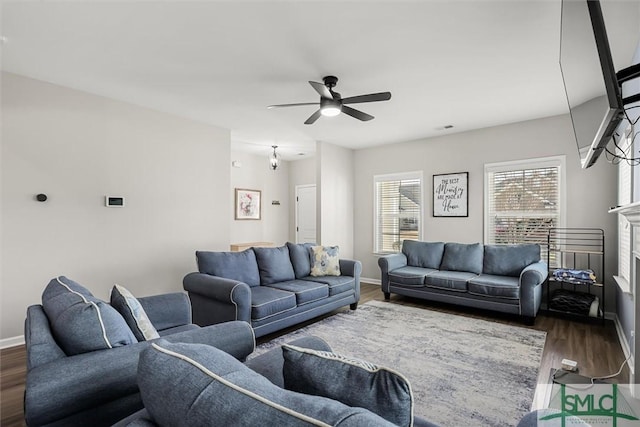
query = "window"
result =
(615, 127, 633, 293)
(484, 157, 565, 260)
(374, 172, 423, 253)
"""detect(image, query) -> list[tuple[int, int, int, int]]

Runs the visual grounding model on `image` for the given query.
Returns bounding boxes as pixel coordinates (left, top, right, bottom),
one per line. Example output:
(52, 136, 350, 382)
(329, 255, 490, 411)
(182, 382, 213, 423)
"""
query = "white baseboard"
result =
(609, 311, 634, 375)
(360, 277, 381, 286)
(0, 335, 25, 349)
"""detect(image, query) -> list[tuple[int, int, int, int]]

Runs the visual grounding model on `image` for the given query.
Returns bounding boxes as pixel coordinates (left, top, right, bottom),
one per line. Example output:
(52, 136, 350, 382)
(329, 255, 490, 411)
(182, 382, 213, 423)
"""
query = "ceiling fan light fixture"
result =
(320, 98, 342, 117)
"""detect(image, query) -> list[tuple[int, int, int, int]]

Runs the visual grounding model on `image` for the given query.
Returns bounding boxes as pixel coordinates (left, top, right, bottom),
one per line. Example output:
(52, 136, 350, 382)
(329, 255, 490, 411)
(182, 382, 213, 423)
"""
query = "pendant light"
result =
(269, 145, 280, 170)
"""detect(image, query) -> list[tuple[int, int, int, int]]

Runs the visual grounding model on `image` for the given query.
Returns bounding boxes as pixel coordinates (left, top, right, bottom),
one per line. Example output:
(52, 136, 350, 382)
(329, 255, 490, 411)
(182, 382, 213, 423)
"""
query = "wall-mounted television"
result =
(560, 0, 624, 169)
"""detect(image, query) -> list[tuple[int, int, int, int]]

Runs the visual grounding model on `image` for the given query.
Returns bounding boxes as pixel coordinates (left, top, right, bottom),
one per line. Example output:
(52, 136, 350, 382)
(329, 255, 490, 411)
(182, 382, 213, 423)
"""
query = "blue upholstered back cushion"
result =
(402, 240, 445, 269)
(440, 243, 484, 274)
(253, 246, 296, 285)
(287, 242, 315, 278)
(41, 276, 137, 355)
(282, 344, 414, 427)
(196, 249, 261, 287)
(483, 244, 541, 276)
(138, 340, 395, 427)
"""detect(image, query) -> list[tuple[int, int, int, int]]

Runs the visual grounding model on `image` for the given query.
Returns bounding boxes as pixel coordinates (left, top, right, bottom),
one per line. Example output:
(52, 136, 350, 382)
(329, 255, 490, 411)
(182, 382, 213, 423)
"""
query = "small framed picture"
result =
(235, 188, 261, 220)
(433, 172, 468, 217)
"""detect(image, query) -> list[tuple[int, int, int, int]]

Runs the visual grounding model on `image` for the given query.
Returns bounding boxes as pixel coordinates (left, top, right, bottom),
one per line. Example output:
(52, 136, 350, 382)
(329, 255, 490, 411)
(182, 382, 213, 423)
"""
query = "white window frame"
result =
(483, 155, 567, 245)
(373, 171, 424, 254)
(615, 125, 634, 294)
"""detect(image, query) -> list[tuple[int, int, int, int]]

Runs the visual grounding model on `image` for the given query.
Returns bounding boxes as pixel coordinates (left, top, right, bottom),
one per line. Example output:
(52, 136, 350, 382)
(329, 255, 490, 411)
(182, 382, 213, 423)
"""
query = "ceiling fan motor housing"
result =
(322, 75, 339, 88)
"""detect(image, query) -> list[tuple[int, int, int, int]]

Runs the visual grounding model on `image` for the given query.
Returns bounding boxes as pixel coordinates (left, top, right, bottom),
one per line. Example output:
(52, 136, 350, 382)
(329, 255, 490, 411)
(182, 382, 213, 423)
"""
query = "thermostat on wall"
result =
(105, 196, 125, 207)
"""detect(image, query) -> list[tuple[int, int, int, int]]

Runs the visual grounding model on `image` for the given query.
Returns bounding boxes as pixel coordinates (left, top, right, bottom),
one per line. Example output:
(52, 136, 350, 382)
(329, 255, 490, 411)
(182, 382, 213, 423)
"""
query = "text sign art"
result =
(433, 172, 468, 217)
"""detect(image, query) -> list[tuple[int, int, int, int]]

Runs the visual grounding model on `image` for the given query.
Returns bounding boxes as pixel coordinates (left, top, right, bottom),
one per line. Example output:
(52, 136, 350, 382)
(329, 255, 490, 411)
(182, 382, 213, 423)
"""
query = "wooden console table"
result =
(229, 242, 274, 252)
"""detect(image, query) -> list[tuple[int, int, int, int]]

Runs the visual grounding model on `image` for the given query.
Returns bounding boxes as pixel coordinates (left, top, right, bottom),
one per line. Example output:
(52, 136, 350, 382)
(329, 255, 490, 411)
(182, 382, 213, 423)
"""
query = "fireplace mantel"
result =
(610, 201, 640, 226)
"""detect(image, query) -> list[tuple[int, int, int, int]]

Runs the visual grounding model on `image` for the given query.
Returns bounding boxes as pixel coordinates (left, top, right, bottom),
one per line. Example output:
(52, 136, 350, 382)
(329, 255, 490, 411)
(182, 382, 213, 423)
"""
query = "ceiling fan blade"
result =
(342, 106, 374, 121)
(342, 92, 392, 104)
(309, 81, 333, 99)
(304, 109, 322, 125)
(267, 102, 318, 109)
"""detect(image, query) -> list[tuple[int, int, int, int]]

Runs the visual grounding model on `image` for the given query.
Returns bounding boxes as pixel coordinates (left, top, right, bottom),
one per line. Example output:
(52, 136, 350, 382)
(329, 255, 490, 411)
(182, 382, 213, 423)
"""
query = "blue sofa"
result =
(113, 330, 440, 427)
(378, 241, 548, 321)
(183, 242, 362, 337)
(24, 277, 259, 427)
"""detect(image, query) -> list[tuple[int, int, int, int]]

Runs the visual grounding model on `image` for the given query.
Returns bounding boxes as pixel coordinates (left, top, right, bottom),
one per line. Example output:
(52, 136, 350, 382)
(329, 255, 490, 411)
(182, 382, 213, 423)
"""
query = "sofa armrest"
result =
(340, 259, 362, 302)
(25, 321, 255, 427)
(519, 261, 548, 317)
(138, 293, 192, 332)
(183, 272, 252, 325)
(377, 253, 408, 291)
(25, 305, 67, 371)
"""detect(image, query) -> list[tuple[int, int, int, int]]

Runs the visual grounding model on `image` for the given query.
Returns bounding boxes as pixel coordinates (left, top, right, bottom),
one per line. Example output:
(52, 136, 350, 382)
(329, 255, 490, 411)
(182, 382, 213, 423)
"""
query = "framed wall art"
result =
(433, 172, 468, 217)
(235, 188, 261, 220)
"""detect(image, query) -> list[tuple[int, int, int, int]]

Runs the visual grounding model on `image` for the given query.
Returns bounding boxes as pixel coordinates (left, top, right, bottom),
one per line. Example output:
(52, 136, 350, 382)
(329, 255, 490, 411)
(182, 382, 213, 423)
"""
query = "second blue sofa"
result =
(378, 241, 547, 322)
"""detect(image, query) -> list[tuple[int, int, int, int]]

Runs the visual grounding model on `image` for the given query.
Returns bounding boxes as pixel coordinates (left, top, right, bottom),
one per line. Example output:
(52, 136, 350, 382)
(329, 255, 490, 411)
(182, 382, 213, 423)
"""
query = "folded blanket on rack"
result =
(552, 268, 597, 285)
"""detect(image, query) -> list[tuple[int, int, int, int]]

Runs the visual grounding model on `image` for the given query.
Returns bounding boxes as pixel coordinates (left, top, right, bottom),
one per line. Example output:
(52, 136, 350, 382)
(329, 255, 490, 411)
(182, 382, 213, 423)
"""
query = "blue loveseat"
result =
(183, 242, 362, 337)
(378, 241, 548, 321)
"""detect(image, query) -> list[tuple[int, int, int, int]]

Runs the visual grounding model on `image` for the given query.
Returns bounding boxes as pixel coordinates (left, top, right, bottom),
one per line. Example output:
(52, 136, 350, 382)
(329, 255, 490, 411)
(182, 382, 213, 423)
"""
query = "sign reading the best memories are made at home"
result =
(433, 172, 468, 217)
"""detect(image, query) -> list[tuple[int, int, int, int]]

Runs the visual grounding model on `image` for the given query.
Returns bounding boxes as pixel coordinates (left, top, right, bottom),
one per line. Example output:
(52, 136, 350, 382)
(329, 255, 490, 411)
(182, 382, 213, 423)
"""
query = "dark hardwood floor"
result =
(1, 283, 628, 426)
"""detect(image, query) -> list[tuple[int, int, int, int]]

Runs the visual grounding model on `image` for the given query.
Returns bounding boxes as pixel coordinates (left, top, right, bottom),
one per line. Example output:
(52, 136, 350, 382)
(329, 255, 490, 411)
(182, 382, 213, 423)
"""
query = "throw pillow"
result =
(282, 344, 414, 427)
(309, 246, 341, 277)
(138, 340, 393, 427)
(41, 276, 137, 355)
(110, 284, 160, 342)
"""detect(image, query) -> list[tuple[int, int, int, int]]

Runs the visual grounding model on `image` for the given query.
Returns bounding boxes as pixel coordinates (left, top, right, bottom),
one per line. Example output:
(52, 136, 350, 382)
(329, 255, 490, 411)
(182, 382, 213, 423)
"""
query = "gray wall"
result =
(230, 150, 290, 247)
(353, 114, 618, 314)
(318, 142, 355, 258)
(1, 72, 231, 340)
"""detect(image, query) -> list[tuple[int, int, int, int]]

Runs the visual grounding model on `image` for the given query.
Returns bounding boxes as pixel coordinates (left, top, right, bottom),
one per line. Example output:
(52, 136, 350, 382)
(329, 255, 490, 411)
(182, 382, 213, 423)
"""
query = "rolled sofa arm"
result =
(183, 272, 252, 326)
(519, 261, 548, 318)
(138, 292, 192, 332)
(25, 321, 255, 427)
(377, 253, 408, 290)
(339, 259, 362, 302)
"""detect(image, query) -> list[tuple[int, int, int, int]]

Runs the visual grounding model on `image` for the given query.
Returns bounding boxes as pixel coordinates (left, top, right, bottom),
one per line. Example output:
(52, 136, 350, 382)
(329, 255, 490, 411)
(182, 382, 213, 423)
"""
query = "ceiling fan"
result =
(267, 76, 392, 125)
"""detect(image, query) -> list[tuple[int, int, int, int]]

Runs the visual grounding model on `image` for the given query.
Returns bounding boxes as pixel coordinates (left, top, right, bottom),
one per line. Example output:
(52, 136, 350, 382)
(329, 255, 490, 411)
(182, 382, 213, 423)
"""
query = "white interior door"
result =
(296, 185, 317, 243)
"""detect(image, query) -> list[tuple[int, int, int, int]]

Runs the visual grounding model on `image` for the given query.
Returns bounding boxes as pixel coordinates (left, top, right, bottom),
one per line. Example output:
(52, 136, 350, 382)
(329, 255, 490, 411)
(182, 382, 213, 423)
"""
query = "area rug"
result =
(251, 300, 546, 427)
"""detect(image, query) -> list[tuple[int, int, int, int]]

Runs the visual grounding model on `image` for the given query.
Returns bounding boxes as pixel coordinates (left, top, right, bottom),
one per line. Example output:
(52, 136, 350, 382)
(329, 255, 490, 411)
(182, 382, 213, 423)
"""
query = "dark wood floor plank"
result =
(0, 282, 628, 426)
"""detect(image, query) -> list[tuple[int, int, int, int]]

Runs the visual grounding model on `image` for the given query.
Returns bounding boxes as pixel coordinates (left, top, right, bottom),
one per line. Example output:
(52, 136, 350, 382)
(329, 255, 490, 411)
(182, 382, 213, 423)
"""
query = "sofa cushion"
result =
(440, 242, 483, 274)
(265, 280, 329, 306)
(41, 276, 137, 355)
(483, 244, 541, 277)
(300, 275, 355, 296)
(196, 249, 261, 287)
(251, 286, 297, 321)
(282, 344, 414, 427)
(425, 271, 477, 291)
(110, 284, 160, 341)
(254, 246, 296, 285)
(310, 246, 341, 276)
(138, 340, 395, 427)
(388, 266, 437, 287)
(287, 242, 314, 278)
(467, 275, 520, 299)
(402, 240, 445, 269)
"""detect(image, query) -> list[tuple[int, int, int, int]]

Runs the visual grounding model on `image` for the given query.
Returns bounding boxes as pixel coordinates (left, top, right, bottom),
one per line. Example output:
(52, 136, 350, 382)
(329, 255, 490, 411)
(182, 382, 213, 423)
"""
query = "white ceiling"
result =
(2, 1, 638, 160)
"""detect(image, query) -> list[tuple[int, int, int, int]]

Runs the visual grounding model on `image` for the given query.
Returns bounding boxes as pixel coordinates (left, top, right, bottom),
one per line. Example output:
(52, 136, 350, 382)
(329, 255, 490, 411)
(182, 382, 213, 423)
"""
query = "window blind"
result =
(486, 166, 559, 250)
(375, 175, 421, 253)
(618, 132, 632, 283)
